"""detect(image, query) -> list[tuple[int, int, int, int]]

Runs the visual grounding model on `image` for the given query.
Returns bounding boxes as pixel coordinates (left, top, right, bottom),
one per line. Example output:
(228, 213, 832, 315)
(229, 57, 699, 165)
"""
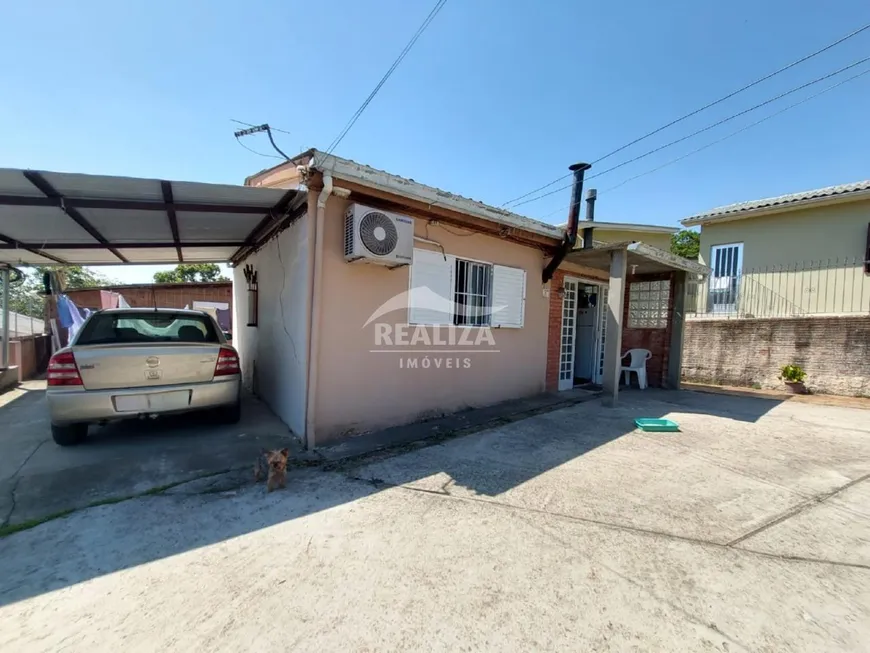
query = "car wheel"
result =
(215, 400, 241, 424)
(51, 423, 88, 446)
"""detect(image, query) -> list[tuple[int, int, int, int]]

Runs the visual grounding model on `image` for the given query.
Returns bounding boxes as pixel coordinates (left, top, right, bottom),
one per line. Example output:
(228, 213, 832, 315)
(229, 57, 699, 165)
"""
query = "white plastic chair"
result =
(621, 349, 652, 389)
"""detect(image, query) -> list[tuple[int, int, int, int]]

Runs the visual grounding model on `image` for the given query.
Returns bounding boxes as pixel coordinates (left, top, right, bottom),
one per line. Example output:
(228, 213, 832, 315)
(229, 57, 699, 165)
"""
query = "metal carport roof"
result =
(0, 168, 306, 266)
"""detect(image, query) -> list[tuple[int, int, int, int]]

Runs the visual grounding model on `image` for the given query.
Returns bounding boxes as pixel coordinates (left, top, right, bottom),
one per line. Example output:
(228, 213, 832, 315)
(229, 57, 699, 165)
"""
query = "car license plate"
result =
(114, 390, 191, 413)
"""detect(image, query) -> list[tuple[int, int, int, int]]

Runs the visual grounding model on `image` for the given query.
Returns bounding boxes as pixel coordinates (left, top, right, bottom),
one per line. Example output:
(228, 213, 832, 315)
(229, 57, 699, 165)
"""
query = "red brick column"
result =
(545, 270, 566, 391)
(620, 272, 675, 387)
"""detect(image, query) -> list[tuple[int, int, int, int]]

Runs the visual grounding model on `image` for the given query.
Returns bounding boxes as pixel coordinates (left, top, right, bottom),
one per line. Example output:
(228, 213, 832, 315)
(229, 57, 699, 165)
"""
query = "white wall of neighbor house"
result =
(232, 213, 311, 437)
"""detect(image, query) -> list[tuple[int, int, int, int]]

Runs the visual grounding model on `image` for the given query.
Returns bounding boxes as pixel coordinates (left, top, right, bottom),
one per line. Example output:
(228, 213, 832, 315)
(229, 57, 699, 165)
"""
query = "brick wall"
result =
(682, 316, 870, 397)
(53, 283, 233, 326)
(621, 272, 675, 388)
(545, 270, 676, 391)
(10, 335, 50, 381)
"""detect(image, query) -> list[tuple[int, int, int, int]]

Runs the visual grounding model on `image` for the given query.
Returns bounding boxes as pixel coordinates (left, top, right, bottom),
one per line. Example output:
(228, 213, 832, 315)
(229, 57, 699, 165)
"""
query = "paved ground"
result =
(1, 390, 869, 651)
(0, 380, 298, 527)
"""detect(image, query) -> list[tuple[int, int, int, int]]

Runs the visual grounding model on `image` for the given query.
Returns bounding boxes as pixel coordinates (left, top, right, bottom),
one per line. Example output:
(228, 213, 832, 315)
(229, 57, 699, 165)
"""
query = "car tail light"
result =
(214, 347, 240, 377)
(47, 351, 83, 386)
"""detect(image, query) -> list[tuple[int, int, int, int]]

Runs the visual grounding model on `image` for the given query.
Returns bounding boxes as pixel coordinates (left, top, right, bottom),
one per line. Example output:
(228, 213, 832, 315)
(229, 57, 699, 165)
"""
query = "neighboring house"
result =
(235, 150, 708, 448)
(682, 180, 870, 317)
(564, 221, 677, 251)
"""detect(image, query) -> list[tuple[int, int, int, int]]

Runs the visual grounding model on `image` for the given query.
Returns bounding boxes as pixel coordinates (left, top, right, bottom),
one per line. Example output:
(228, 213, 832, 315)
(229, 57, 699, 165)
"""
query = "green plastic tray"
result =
(634, 418, 680, 432)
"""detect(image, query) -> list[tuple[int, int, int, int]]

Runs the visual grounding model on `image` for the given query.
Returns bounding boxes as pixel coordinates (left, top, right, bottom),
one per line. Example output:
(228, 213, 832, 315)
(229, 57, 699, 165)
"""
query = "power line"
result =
(598, 66, 870, 195)
(538, 65, 870, 221)
(234, 135, 284, 160)
(324, 0, 448, 156)
(501, 21, 870, 208)
(591, 20, 870, 166)
(509, 55, 870, 210)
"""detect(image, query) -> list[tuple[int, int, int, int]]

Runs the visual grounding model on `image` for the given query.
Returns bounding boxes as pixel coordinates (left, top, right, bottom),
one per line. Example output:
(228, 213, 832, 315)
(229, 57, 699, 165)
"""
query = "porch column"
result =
(601, 249, 627, 407)
(666, 271, 687, 389)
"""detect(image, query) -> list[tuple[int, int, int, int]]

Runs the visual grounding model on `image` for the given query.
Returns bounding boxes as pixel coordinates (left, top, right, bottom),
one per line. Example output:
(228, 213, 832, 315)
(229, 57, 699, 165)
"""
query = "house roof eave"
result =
(681, 182, 870, 227)
(307, 150, 565, 244)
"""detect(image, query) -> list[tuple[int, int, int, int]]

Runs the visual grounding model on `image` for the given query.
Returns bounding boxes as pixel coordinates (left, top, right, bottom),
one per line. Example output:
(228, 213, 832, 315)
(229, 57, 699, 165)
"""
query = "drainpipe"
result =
(304, 172, 333, 450)
(542, 162, 591, 283)
(583, 188, 597, 249)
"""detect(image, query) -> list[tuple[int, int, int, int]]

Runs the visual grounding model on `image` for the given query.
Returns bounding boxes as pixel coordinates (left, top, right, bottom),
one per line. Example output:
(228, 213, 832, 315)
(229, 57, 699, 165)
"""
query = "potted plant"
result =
(779, 364, 808, 394)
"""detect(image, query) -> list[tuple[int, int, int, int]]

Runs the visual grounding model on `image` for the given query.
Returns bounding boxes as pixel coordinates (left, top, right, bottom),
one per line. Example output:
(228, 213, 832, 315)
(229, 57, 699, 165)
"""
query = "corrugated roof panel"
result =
(40, 171, 164, 201)
(0, 249, 59, 265)
(0, 168, 43, 196)
(48, 248, 126, 264)
(176, 211, 259, 242)
(0, 204, 98, 243)
(180, 246, 239, 261)
(114, 247, 181, 263)
(171, 181, 285, 207)
(77, 208, 175, 242)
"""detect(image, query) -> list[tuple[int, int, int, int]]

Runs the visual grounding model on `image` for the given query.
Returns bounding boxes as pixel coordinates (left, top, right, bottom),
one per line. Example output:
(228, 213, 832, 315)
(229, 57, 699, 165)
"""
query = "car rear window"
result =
(75, 312, 220, 345)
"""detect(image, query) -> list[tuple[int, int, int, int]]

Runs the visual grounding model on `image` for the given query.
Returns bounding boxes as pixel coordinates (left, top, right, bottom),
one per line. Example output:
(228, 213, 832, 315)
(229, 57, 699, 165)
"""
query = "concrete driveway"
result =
(0, 380, 298, 528)
(0, 389, 868, 651)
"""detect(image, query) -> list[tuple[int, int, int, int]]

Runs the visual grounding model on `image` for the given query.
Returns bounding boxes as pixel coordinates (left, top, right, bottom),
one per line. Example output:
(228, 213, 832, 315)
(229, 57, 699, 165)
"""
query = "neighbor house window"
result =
(454, 258, 493, 326)
(628, 279, 670, 328)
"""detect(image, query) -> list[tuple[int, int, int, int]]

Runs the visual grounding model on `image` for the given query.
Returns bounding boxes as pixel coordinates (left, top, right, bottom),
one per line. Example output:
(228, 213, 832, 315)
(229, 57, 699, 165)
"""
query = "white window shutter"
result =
(408, 248, 454, 325)
(491, 265, 526, 328)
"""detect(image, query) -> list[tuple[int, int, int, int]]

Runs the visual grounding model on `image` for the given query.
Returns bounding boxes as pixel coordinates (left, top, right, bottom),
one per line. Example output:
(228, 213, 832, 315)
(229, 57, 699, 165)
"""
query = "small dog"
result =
(254, 448, 289, 492)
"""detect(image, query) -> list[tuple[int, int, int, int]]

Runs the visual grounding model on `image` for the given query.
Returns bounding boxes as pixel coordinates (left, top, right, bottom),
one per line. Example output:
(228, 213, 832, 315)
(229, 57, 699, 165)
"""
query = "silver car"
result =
(46, 308, 241, 446)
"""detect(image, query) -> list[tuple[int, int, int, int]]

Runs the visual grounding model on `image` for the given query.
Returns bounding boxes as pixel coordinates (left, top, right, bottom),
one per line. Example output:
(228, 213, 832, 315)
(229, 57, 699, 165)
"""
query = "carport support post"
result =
(602, 249, 627, 407)
(666, 271, 687, 389)
(1, 267, 8, 369)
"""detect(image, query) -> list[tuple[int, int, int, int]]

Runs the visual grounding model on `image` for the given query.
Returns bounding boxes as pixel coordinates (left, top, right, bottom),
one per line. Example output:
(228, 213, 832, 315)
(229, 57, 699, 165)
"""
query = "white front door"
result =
(558, 279, 579, 391)
(709, 243, 743, 313)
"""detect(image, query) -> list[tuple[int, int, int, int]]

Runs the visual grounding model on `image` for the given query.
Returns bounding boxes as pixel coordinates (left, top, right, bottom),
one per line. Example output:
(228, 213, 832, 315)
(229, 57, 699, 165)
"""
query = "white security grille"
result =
(709, 243, 743, 313)
(558, 280, 578, 387)
(454, 259, 492, 326)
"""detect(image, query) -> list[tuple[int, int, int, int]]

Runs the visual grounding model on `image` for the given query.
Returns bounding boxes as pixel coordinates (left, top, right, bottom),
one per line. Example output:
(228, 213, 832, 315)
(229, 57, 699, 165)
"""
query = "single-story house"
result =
(234, 150, 709, 448)
(682, 179, 870, 317)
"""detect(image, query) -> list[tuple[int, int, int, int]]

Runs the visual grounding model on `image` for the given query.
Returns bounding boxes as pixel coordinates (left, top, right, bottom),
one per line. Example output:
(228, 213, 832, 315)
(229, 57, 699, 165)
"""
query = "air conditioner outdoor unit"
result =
(344, 204, 414, 267)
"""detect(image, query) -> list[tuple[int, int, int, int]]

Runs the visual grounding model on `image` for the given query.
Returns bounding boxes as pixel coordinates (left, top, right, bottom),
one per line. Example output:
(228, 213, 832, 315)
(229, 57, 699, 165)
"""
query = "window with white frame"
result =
(408, 248, 526, 328)
(628, 279, 670, 328)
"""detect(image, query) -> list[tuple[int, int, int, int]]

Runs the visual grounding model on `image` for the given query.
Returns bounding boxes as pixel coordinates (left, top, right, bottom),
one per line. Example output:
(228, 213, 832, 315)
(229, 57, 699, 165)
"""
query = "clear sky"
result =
(1, 0, 868, 283)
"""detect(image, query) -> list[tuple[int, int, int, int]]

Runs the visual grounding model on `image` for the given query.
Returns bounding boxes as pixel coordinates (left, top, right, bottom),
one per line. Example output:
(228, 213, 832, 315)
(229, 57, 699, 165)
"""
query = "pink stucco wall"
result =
(312, 197, 550, 443)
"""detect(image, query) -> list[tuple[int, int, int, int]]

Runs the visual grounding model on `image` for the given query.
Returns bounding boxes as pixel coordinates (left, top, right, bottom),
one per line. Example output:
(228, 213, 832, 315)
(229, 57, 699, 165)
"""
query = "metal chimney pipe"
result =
(565, 163, 592, 245)
(583, 188, 597, 249)
(542, 161, 591, 283)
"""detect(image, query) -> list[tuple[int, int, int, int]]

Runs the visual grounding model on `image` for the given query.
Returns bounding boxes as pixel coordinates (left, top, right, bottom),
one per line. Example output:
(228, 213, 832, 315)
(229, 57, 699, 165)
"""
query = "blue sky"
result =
(1, 0, 868, 283)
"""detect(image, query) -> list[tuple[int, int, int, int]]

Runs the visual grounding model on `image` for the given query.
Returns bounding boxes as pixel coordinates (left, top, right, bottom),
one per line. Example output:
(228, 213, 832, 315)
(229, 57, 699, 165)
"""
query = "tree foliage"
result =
(5, 266, 113, 319)
(153, 263, 229, 284)
(670, 230, 700, 259)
